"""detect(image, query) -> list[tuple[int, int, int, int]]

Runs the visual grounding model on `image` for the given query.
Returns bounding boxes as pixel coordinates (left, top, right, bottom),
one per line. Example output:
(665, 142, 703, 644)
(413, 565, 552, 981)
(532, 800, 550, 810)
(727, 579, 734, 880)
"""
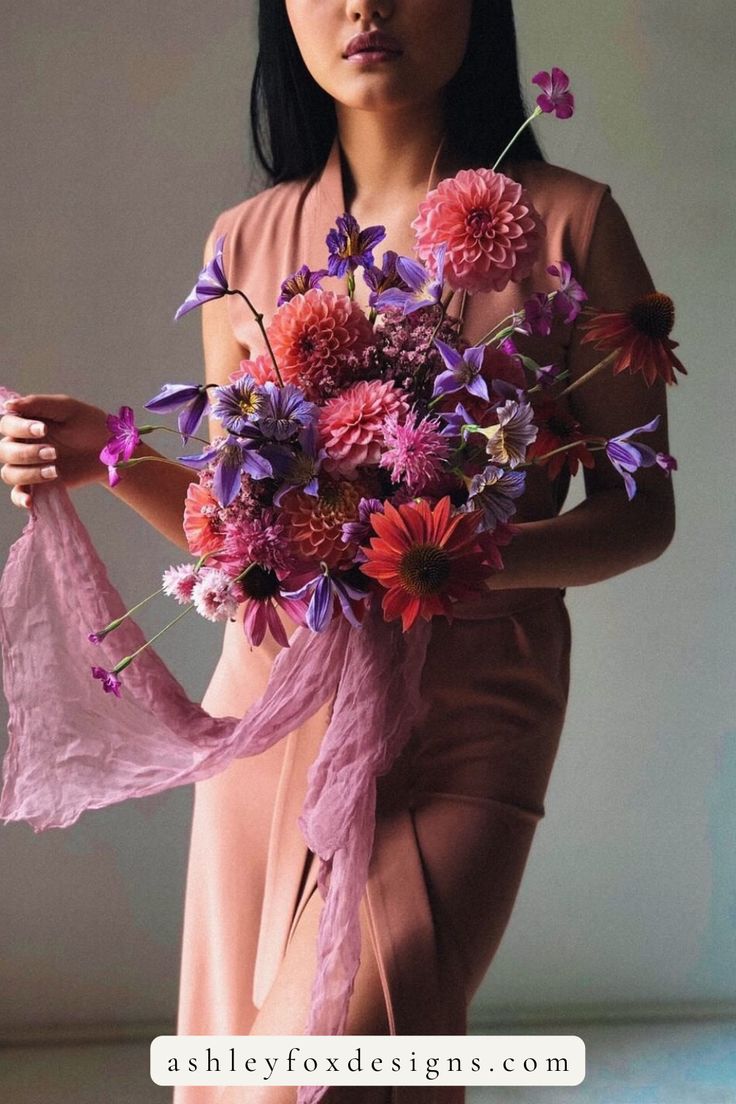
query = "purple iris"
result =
(432, 339, 489, 402)
(465, 463, 526, 533)
(272, 421, 328, 506)
(174, 234, 229, 320)
(256, 381, 317, 441)
(341, 496, 384, 562)
(281, 566, 369, 632)
(373, 243, 446, 316)
(547, 262, 588, 324)
(326, 213, 386, 277)
(278, 264, 329, 306)
(99, 406, 141, 487)
(210, 375, 265, 435)
(363, 250, 410, 308)
(605, 415, 661, 500)
(144, 382, 211, 444)
(178, 431, 285, 508)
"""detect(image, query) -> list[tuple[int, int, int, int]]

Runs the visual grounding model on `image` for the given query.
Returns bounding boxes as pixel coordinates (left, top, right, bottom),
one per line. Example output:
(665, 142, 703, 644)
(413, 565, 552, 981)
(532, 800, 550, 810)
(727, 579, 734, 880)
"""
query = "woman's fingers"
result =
(10, 484, 33, 510)
(0, 412, 48, 440)
(0, 438, 57, 466)
(1, 459, 58, 485)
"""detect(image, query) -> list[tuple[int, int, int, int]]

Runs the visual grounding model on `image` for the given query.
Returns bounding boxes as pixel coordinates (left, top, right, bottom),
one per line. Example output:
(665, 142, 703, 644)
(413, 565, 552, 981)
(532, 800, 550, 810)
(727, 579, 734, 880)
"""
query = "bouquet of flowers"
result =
(91, 66, 682, 698)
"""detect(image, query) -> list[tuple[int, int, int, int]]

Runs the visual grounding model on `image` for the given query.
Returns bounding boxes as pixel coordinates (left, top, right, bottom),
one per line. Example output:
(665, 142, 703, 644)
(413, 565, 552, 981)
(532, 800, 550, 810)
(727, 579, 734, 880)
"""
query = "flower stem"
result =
(138, 424, 212, 446)
(517, 438, 607, 468)
(347, 271, 356, 300)
(89, 585, 166, 641)
(230, 289, 284, 387)
(554, 350, 619, 398)
(492, 106, 543, 172)
(116, 455, 195, 471)
(112, 604, 196, 674)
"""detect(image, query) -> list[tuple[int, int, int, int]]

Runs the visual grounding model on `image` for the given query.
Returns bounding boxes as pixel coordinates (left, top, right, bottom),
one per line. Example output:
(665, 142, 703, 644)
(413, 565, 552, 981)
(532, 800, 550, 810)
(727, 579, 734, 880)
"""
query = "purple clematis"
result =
(373, 243, 446, 316)
(177, 431, 286, 508)
(432, 339, 489, 402)
(99, 406, 141, 487)
(174, 234, 229, 320)
(326, 213, 386, 278)
(281, 565, 370, 632)
(144, 382, 211, 445)
(437, 400, 477, 442)
(465, 463, 526, 532)
(272, 420, 328, 506)
(547, 261, 587, 324)
(278, 264, 329, 306)
(531, 68, 575, 119)
(605, 415, 662, 500)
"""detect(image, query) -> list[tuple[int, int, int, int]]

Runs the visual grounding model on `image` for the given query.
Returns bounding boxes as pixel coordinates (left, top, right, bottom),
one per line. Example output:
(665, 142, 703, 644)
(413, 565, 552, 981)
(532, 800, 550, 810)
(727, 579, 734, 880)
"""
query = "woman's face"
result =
(284, 0, 474, 114)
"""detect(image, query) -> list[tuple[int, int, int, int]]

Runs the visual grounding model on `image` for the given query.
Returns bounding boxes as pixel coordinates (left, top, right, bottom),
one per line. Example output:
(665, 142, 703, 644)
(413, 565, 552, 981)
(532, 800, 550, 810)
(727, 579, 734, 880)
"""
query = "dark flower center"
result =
(240, 564, 279, 600)
(398, 543, 452, 596)
(628, 292, 675, 339)
(548, 415, 574, 439)
(466, 208, 494, 237)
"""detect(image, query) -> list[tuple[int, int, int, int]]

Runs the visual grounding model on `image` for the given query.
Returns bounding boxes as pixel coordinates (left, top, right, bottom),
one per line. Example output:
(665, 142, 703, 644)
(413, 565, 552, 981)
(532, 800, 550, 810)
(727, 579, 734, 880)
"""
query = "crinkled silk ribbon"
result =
(0, 478, 432, 1104)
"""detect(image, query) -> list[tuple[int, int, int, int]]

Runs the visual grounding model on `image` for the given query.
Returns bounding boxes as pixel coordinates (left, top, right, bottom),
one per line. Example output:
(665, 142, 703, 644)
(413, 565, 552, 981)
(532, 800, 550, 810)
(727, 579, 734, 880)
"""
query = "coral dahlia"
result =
(266, 288, 373, 401)
(579, 292, 687, 387)
(359, 496, 492, 631)
(411, 168, 545, 294)
(229, 354, 278, 386)
(278, 473, 373, 571)
(318, 379, 410, 480)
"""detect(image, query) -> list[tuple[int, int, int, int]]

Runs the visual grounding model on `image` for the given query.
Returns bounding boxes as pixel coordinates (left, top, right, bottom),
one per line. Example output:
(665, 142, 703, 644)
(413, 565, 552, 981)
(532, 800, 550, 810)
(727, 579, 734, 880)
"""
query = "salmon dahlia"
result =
(318, 378, 410, 480)
(278, 473, 373, 571)
(359, 495, 492, 631)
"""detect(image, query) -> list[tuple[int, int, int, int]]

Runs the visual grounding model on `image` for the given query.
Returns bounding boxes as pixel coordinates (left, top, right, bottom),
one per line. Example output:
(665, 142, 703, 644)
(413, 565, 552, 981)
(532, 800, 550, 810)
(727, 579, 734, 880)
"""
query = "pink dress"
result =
(173, 138, 612, 1100)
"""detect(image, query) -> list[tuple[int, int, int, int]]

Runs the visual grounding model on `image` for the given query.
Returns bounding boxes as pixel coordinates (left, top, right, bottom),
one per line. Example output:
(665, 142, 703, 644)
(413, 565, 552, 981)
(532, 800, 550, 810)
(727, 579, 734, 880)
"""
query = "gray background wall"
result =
(1, 1, 734, 1038)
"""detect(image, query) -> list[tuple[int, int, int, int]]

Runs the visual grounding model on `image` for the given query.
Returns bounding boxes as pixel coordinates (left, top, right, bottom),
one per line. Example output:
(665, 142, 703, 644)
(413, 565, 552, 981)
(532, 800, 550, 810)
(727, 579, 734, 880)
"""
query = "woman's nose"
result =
(345, 0, 395, 24)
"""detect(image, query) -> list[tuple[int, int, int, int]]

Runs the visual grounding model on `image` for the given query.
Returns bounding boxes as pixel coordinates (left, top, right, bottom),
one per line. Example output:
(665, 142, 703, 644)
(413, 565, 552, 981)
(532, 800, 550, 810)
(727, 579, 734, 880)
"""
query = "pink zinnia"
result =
(162, 563, 200, 604)
(411, 168, 545, 294)
(379, 409, 451, 494)
(318, 379, 410, 480)
(228, 353, 278, 386)
(266, 289, 373, 401)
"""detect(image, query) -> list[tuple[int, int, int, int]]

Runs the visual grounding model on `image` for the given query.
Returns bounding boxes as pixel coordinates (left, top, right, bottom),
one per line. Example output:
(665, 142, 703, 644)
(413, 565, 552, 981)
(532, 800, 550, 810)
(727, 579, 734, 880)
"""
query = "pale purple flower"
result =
(210, 376, 266, 435)
(432, 338, 489, 402)
(174, 234, 229, 320)
(438, 400, 476, 442)
(341, 496, 384, 563)
(547, 261, 588, 323)
(177, 431, 285, 508)
(191, 567, 240, 622)
(256, 381, 317, 441)
(373, 243, 446, 316)
(278, 264, 329, 306)
(379, 407, 451, 493)
(479, 398, 538, 467)
(605, 415, 661, 500)
(162, 563, 200, 604)
(144, 382, 211, 444)
(91, 665, 122, 698)
(326, 213, 386, 277)
(272, 420, 327, 507)
(363, 250, 411, 308)
(281, 567, 369, 632)
(531, 68, 575, 119)
(99, 406, 141, 487)
(465, 463, 526, 532)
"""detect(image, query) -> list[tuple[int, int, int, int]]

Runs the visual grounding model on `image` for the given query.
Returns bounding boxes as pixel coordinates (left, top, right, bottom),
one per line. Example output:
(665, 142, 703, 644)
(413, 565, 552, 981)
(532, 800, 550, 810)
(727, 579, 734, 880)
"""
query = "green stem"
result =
(116, 455, 194, 471)
(138, 424, 212, 446)
(347, 271, 356, 300)
(230, 289, 284, 387)
(517, 438, 608, 468)
(112, 604, 196, 674)
(90, 584, 166, 640)
(492, 106, 542, 172)
(554, 350, 619, 399)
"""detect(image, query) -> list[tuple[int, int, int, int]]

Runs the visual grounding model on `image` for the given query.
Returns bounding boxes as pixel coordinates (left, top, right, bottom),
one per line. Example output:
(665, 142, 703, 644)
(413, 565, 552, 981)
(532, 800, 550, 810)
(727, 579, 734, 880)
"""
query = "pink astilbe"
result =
(318, 379, 410, 480)
(379, 409, 451, 494)
(411, 168, 545, 294)
(267, 289, 373, 401)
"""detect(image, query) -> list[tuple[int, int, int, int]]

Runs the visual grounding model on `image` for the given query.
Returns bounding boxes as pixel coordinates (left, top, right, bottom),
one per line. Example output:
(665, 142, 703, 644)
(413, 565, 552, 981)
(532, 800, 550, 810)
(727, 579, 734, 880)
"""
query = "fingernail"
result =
(31, 422, 46, 437)
(39, 446, 57, 460)
(41, 465, 57, 479)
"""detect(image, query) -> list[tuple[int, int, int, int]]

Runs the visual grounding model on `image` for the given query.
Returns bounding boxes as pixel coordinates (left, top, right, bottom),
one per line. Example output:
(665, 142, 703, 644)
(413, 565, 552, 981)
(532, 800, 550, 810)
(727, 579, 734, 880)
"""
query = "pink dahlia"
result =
(228, 353, 278, 386)
(318, 379, 410, 480)
(379, 408, 451, 494)
(411, 168, 545, 294)
(266, 289, 373, 401)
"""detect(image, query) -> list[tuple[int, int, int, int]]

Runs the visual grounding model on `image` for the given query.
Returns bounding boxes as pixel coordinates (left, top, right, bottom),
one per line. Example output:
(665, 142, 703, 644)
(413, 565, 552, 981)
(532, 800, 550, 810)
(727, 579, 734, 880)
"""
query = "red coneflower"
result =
(525, 399, 596, 480)
(579, 292, 687, 386)
(359, 496, 491, 631)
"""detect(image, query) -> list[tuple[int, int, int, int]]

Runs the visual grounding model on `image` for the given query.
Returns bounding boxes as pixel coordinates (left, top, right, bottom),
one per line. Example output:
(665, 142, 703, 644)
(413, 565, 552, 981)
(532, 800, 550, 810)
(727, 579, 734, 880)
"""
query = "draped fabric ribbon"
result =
(0, 479, 433, 1104)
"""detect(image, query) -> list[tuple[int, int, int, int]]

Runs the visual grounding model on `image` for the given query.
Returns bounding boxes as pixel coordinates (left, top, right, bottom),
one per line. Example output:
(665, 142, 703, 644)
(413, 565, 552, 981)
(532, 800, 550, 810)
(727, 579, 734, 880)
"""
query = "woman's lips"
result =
(345, 49, 402, 63)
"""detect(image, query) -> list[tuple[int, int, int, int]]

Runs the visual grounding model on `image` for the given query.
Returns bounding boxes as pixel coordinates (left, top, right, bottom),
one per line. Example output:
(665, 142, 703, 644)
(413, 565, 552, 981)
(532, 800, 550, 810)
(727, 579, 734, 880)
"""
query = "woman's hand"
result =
(0, 394, 112, 510)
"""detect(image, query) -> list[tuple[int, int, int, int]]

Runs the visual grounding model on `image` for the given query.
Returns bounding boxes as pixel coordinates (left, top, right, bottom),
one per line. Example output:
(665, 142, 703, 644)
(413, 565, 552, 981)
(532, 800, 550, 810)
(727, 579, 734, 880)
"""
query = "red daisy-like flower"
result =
(579, 292, 687, 387)
(359, 495, 491, 631)
(183, 480, 225, 557)
(525, 399, 596, 480)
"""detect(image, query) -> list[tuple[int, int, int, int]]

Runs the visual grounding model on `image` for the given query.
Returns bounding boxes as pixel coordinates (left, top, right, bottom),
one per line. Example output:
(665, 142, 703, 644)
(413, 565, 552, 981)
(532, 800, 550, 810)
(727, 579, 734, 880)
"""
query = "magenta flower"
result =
(99, 406, 141, 487)
(91, 665, 122, 698)
(656, 451, 678, 474)
(379, 408, 451, 493)
(521, 292, 555, 336)
(174, 234, 229, 320)
(341, 496, 385, 563)
(531, 68, 575, 119)
(326, 213, 386, 277)
(547, 261, 587, 323)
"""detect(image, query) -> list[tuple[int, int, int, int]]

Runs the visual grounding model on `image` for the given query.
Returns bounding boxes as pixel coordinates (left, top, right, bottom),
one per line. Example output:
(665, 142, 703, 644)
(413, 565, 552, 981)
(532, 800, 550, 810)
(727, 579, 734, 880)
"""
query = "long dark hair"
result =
(250, 0, 545, 185)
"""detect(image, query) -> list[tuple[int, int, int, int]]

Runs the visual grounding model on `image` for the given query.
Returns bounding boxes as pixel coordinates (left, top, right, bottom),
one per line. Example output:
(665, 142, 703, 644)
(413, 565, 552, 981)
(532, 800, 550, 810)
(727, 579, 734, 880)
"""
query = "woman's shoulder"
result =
(211, 175, 308, 240)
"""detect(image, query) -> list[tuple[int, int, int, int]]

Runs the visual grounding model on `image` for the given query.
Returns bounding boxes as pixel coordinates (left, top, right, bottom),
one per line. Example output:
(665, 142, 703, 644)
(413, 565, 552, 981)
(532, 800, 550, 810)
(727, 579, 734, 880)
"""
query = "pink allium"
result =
(266, 289, 373, 401)
(191, 567, 241, 622)
(318, 379, 410, 480)
(411, 168, 545, 294)
(531, 68, 575, 119)
(162, 563, 200, 604)
(379, 408, 451, 494)
(228, 354, 278, 386)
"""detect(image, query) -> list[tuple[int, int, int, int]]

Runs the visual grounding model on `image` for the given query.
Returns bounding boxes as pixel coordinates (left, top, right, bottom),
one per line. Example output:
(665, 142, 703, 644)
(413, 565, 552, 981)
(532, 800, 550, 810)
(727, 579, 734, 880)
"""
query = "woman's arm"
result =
(485, 192, 677, 590)
(103, 226, 250, 554)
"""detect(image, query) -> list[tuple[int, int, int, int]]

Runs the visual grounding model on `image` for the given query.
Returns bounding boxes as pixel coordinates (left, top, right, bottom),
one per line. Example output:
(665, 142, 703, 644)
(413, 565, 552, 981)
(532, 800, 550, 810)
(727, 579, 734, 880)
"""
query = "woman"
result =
(0, 1, 676, 1101)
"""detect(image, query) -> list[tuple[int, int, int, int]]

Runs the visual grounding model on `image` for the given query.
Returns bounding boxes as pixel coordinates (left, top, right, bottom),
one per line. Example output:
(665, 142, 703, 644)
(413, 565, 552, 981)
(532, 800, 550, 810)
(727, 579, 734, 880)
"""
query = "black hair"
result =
(250, 0, 545, 186)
